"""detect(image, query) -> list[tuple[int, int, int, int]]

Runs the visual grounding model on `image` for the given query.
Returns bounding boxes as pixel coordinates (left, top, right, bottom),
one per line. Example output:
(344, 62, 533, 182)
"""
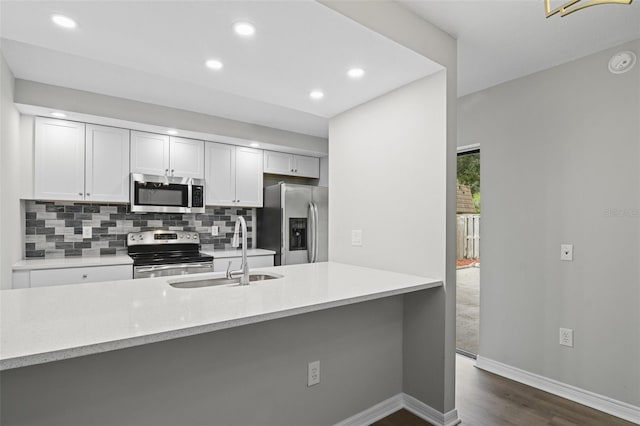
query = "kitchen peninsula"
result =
(1, 262, 443, 425)
(1, 262, 441, 369)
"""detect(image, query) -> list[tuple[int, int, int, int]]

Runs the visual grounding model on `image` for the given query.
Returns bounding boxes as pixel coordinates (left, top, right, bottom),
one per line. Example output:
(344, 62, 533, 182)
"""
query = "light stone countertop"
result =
(0, 262, 441, 371)
(12, 255, 133, 271)
(202, 248, 276, 258)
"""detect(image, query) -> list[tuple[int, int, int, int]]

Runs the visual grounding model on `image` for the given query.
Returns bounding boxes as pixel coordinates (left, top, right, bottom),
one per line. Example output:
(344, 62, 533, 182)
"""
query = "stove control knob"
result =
(186, 235, 191, 239)
(137, 235, 144, 241)
(193, 234, 198, 239)
(129, 235, 134, 240)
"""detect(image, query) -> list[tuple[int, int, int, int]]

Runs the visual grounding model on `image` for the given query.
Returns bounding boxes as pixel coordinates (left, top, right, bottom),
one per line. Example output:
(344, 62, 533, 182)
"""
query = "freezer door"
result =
(312, 186, 328, 262)
(283, 184, 313, 265)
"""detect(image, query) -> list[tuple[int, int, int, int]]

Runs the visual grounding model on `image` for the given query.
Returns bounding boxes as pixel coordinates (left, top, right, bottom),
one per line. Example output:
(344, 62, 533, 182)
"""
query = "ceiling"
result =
(0, 1, 443, 138)
(401, 0, 640, 97)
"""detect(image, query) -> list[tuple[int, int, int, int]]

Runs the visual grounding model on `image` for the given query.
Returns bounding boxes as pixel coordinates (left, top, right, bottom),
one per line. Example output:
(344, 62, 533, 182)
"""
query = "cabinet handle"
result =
(165, 169, 169, 175)
(171, 169, 174, 175)
(82, 274, 88, 279)
(86, 193, 90, 196)
(294, 169, 298, 172)
(78, 192, 83, 196)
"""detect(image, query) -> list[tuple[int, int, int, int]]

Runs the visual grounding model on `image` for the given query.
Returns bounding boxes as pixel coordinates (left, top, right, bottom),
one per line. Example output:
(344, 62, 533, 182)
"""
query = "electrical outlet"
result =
(560, 244, 573, 261)
(82, 226, 92, 239)
(351, 230, 362, 247)
(559, 328, 574, 347)
(307, 360, 320, 387)
(211, 226, 219, 236)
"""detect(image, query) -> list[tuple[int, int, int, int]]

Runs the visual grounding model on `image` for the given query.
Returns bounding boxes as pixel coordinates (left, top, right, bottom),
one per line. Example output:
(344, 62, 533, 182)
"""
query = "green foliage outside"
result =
(457, 153, 480, 213)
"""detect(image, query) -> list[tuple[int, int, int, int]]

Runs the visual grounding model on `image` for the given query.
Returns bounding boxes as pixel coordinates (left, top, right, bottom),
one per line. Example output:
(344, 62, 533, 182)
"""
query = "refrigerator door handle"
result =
(308, 201, 319, 263)
(307, 202, 314, 263)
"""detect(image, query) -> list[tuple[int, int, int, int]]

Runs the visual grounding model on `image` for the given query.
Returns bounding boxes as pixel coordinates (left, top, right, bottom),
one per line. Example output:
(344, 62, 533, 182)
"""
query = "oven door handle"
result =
(135, 263, 213, 273)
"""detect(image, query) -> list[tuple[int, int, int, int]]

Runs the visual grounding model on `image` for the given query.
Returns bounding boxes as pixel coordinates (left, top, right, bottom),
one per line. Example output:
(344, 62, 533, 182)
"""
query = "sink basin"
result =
(168, 272, 283, 289)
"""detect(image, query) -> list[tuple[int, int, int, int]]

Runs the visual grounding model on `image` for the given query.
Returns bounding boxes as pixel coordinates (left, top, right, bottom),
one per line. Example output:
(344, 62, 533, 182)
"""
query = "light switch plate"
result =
(351, 230, 362, 247)
(82, 226, 92, 239)
(560, 244, 573, 261)
(211, 226, 219, 236)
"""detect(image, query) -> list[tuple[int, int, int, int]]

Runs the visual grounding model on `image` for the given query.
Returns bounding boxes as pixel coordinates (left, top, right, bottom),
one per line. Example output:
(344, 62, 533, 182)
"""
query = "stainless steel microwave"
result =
(130, 173, 205, 213)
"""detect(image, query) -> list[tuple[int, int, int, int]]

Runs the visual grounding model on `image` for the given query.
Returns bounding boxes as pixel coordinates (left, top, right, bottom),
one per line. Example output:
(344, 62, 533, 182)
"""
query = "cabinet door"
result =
(85, 125, 130, 202)
(34, 118, 86, 201)
(263, 151, 294, 176)
(169, 137, 204, 178)
(235, 147, 264, 207)
(205, 142, 236, 206)
(293, 155, 320, 178)
(130, 131, 170, 176)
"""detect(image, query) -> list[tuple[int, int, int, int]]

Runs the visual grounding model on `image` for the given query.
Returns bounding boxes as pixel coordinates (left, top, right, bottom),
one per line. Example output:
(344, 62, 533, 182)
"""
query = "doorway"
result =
(456, 147, 480, 358)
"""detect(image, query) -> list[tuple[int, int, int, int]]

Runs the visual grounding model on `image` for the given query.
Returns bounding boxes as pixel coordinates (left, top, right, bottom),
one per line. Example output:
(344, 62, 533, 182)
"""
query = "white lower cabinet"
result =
(17, 265, 132, 288)
(213, 255, 274, 272)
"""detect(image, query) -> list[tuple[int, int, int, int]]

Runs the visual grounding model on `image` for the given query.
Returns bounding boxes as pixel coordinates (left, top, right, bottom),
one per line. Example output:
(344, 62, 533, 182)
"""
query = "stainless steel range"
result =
(127, 230, 213, 279)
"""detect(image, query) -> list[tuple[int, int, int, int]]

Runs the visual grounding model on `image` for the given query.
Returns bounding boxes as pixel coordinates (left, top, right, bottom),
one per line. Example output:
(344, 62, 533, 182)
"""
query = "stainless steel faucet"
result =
(226, 216, 250, 285)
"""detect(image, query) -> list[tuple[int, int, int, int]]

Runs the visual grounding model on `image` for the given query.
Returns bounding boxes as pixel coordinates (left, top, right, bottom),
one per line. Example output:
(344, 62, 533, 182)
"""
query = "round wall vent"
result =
(608, 51, 636, 74)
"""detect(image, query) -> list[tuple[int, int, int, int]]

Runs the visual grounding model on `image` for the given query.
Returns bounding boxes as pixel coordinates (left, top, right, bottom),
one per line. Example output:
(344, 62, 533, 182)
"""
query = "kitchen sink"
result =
(168, 272, 284, 289)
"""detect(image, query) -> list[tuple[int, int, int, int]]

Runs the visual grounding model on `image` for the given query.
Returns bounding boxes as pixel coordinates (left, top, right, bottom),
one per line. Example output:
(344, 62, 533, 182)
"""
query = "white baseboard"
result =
(334, 393, 460, 426)
(403, 393, 461, 426)
(334, 394, 403, 426)
(476, 355, 640, 425)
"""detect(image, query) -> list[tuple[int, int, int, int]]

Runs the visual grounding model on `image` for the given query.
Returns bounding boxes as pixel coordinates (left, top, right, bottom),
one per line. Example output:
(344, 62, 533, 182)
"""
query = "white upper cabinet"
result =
(34, 118, 87, 201)
(130, 131, 170, 176)
(34, 118, 130, 202)
(263, 151, 319, 178)
(85, 124, 130, 202)
(169, 137, 204, 179)
(205, 142, 263, 207)
(293, 155, 320, 178)
(205, 142, 236, 206)
(235, 147, 263, 207)
(130, 132, 204, 178)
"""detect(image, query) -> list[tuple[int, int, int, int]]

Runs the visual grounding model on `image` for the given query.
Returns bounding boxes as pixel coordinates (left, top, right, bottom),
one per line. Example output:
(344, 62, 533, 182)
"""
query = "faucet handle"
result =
(226, 261, 233, 279)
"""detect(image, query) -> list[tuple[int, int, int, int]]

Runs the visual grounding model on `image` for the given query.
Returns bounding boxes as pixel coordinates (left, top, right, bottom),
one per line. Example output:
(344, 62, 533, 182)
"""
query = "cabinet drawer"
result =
(213, 255, 274, 272)
(30, 265, 132, 288)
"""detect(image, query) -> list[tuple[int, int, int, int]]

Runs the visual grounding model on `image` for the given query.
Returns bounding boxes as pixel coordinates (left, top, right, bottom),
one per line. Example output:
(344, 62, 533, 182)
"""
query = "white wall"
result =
(1, 52, 22, 290)
(15, 79, 328, 155)
(459, 40, 640, 407)
(329, 73, 447, 278)
(322, 0, 458, 413)
(329, 72, 450, 411)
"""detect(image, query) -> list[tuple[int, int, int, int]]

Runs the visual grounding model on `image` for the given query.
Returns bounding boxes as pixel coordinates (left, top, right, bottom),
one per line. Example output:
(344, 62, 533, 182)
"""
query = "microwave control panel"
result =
(192, 185, 204, 208)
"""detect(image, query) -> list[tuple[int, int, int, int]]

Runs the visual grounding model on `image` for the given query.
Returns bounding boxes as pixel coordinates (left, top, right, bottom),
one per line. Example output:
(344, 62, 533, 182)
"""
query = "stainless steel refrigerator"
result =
(258, 183, 328, 265)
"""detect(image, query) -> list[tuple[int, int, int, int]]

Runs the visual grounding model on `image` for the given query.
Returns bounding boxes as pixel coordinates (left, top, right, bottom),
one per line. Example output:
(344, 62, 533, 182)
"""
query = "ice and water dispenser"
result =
(289, 218, 307, 251)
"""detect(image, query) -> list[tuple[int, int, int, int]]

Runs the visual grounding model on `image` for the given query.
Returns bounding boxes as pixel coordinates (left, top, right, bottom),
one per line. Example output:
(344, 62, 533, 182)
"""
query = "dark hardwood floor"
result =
(374, 354, 635, 426)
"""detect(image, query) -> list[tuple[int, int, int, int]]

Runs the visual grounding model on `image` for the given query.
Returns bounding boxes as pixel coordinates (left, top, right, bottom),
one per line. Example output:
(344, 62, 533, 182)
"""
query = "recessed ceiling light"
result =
(250, 142, 260, 148)
(50, 112, 67, 118)
(167, 129, 178, 135)
(233, 21, 255, 37)
(51, 14, 77, 29)
(309, 90, 324, 100)
(205, 59, 224, 70)
(347, 68, 365, 79)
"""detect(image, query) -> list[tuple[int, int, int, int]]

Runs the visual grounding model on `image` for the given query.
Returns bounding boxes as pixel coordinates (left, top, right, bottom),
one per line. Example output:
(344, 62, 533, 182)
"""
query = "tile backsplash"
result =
(24, 200, 255, 258)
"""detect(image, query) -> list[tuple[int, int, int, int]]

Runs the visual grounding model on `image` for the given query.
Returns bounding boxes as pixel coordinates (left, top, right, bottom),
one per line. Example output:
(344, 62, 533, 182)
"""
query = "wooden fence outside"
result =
(457, 214, 480, 259)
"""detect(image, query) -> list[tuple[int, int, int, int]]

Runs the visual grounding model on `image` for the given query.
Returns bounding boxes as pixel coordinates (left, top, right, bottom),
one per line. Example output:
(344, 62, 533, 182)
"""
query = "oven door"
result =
(130, 173, 192, 213)
(134, 262, 214, 279)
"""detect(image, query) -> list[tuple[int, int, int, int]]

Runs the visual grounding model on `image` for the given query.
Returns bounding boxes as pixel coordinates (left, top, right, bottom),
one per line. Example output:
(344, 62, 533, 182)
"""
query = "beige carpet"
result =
(456, 266, 479, 355)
